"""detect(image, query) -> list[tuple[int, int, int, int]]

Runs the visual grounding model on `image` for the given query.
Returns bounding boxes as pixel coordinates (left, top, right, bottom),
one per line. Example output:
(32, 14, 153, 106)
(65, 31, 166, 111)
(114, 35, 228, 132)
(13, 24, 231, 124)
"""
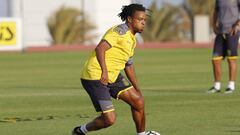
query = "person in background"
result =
(208, 0, 240, 93)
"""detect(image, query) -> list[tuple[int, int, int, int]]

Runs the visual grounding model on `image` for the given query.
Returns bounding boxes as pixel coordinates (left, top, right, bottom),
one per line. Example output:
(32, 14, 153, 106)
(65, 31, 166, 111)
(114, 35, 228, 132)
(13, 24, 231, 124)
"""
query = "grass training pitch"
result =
(0, 48, 240, 135)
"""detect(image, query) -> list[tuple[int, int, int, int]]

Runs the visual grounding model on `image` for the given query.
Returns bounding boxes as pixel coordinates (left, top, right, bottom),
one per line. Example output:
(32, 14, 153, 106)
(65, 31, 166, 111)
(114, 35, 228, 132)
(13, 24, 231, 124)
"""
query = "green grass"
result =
(0, 49, 240, 135)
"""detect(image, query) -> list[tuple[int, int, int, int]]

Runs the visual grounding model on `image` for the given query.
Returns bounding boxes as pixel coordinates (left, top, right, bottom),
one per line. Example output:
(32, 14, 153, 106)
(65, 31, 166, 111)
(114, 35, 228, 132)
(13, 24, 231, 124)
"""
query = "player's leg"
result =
(208, 34, 224, 93)
(225, 34, 239, 93)
(72, 79, 116, 135)
(118, 87, 145, 134)
(84, 111, 116, 131)
(226, 58, 237, 89)
(212, 59, 222, 83)
(73, 111, 116, 135)
(227, 59, 237, 81)
(108, 74, 145, 135)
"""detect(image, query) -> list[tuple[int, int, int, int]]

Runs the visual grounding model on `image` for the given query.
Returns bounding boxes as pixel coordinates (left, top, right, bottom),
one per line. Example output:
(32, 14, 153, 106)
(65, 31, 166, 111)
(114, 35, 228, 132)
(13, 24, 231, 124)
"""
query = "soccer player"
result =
(72, 4, 147, 135)
(208, 0, 240, 93)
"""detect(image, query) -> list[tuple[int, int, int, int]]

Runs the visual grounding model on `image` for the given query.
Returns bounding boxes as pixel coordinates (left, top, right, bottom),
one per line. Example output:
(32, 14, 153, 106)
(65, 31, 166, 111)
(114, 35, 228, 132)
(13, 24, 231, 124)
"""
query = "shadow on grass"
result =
(0, 113, 93, 124)
(226, 130, 240, 133)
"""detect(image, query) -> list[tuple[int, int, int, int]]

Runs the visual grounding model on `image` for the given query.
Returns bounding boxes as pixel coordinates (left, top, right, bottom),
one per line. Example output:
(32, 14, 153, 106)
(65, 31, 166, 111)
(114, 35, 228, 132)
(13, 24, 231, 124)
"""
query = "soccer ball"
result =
(145, 131, 160, 135)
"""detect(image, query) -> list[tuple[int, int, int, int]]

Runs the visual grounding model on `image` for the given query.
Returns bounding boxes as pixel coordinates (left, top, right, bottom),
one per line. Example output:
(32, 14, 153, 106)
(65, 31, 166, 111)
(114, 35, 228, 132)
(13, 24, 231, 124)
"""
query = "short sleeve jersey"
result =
(81, 24, 136, 83)
(215, 0, 240, 33)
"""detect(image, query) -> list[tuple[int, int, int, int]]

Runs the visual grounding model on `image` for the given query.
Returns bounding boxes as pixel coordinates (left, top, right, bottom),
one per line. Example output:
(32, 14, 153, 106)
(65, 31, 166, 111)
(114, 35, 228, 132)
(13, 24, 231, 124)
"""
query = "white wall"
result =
(0, 0, 9, 17)
(10, 0, 131, 47)
(194, 15, 210, 43)
(12, 0, 82, 47)
(85, 0, 131, 44)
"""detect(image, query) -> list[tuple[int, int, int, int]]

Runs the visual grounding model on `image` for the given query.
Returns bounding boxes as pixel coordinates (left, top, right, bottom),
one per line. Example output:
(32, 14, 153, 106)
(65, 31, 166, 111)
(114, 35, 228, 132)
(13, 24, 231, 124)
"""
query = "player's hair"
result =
(118, 4, 146, 22)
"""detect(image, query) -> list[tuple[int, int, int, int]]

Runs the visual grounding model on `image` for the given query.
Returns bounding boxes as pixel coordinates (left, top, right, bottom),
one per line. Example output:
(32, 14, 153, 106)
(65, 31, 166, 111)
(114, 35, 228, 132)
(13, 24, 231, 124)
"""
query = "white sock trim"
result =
(228, 81, 235, 90)
(80, 124, 88, 134)
(137, 131, 145, 135)
(214, 82, 221, 90)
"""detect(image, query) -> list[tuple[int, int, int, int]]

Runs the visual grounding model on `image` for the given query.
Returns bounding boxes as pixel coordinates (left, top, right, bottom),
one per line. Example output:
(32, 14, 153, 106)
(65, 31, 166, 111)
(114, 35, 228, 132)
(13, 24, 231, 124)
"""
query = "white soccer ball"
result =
(145, 131, 160, 135)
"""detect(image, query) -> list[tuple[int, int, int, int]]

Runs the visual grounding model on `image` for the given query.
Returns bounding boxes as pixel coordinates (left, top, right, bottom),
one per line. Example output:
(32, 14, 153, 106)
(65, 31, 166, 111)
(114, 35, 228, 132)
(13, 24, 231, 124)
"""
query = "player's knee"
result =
(133, 96, 145, 110)
(104, 117, 116, 127)
(103, 113, 116, 127)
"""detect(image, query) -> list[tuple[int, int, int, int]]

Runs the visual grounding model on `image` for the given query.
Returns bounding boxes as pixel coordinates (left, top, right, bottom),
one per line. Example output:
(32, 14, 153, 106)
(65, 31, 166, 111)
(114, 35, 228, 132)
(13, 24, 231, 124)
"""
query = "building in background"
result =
(0, 0, 131, 48)
(0, 0, 213, 50)
(84, 0, 130, 44)
(0, 0, 22, 51)
(0, 0, 11, 17)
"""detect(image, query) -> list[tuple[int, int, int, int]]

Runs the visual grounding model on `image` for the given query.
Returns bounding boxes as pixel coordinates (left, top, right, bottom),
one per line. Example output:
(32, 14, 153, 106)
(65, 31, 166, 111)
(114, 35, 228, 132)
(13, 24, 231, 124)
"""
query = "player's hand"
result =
(135, 88, 143, 96)
(213, 25, 218, 34)
(231, 21, 240, 36)
(100, 71, 108, 85)
(213, 22, 219, 34)
(134, 86, 142, 93)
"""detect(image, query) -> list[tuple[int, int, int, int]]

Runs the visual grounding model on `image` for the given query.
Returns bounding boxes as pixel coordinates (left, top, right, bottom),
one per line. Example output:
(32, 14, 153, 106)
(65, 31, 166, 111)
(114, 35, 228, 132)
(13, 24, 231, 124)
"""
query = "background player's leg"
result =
(212, 59, 222, 83)
(226, 59, 237, 92)
(228, 59, 237, 82)
(208, 34, 224, 92)
(225, 34, 238, 92)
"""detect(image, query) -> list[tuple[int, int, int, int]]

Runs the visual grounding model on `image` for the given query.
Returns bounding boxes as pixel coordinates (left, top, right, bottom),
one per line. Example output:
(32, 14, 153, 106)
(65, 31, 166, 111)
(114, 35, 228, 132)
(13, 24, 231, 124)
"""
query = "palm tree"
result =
(183, 0, 215, 41)
(184, 0, 214, 15)
(142, 2, 190, 42)
(47, 6, 96, 45)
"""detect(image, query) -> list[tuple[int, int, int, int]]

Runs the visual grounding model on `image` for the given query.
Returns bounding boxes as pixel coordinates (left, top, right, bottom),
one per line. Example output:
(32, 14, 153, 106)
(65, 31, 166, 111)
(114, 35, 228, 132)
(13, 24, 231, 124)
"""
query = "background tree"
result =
(183, 0, 215, 41)
(47, 6, 96, 45)
(142, 2, 190, 42)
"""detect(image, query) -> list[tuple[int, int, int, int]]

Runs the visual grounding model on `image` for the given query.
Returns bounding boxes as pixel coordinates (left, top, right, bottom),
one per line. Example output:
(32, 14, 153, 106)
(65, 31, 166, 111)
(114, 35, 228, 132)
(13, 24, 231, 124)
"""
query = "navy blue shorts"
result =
(81, 74, 132, 113)
(213, 34, 239, 60)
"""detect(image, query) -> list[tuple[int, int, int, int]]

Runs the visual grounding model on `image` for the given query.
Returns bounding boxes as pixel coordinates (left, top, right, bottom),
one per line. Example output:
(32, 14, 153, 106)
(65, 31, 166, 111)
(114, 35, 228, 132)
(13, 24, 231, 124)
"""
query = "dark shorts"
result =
(213, 34, 239, 60)
(81, 74, 132, 113)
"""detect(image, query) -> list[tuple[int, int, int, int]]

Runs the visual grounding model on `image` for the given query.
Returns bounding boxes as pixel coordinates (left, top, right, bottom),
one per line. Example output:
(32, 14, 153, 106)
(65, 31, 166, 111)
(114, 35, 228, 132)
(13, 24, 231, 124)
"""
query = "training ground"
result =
(0, 42, 240, 135)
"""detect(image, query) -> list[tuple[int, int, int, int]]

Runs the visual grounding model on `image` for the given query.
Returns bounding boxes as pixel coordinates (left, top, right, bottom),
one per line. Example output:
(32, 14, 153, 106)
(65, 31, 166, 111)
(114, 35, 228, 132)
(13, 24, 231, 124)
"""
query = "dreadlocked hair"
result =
(118, 4, 146, 22)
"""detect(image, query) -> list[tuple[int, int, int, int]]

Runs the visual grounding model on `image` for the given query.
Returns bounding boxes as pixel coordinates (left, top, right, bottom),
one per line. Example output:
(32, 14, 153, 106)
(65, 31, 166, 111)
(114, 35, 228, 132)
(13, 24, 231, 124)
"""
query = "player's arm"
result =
(231, 20, 240, 36)
(231, 2, 240, 36)
(213, 8, 218, 34)
(95, 40, 111, 85)
(124, 59, 141, 92)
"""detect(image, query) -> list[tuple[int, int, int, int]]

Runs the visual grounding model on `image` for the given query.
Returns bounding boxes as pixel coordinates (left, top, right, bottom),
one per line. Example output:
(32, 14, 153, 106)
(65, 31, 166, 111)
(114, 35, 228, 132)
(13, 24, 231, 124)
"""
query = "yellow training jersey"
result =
(81, 24, 136, 83)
